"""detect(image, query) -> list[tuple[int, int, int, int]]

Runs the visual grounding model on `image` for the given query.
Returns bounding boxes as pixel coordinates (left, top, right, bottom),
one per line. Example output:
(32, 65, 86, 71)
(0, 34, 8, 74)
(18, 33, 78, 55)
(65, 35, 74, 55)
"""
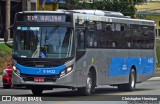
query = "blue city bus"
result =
(10, 10, 156, 95)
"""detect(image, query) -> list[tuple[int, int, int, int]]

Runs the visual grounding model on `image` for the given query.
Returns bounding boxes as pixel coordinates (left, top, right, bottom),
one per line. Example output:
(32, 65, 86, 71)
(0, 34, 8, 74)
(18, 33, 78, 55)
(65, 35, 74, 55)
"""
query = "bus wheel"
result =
(118, 69, 136, 91)
(126, 69, 136, 91)
(31, 87, 43, 95)
(78, 72, 93, 96)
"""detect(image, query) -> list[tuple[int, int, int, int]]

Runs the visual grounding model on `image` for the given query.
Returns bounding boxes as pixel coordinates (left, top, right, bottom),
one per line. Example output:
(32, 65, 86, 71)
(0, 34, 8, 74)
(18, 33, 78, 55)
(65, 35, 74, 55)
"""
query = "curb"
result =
(0, 41, 13, 44)
(148, 77, 160, 81)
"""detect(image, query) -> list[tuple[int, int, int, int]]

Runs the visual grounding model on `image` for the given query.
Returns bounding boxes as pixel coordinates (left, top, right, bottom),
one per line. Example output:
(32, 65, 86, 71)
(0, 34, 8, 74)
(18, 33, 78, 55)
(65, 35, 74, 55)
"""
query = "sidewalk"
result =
(149, 77, 160, 81)
(0, 38, 13, 40)
(149, 72, 160, 80)
(149, 71, 160, 81)
(0, 38, 3, 43)
(154, 71, 160, 77)
(0, 38, 13, 43)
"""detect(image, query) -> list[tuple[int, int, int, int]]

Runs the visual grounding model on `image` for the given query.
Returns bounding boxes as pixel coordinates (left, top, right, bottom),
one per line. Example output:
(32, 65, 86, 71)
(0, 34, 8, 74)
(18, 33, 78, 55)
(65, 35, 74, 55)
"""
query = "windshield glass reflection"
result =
(13, 26, 74, 59)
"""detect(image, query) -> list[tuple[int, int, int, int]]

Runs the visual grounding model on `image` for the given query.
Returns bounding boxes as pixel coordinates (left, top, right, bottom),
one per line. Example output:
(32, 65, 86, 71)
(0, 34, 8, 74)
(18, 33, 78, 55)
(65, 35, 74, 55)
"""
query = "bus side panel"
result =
(108, 49, 129, 85)
(90, 49, 113, 85)
(75, 53, 88, 87)
(107, 49, 143, 85)
(76, 49, 130, 86)
(75, 49, 155, 87)
(75, 49, 114, 87)
(141, 50, 155, 82)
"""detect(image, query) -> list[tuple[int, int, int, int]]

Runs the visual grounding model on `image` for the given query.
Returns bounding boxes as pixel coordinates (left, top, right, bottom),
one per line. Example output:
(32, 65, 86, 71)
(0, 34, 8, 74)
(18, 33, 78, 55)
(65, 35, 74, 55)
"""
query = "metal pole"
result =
(42, 0, 46, 10)
(22, 0, 27, 11)
(6, 0, 10, 39)
(67, 0, 69, 10)
(27, 0, 31, 11)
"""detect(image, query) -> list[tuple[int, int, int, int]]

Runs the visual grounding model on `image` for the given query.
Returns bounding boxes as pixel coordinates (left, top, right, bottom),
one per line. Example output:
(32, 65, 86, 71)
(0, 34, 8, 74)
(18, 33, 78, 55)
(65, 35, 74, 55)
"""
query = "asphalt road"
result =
(1, 80, 160, 96)
(0, 76, 160, 104)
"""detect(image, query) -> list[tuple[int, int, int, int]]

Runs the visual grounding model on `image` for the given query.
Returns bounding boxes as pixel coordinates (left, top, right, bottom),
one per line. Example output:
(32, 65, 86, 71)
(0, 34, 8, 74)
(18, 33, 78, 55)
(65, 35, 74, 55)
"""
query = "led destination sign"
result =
(16, 13, 71, 22)
(27, 15, 62, 22)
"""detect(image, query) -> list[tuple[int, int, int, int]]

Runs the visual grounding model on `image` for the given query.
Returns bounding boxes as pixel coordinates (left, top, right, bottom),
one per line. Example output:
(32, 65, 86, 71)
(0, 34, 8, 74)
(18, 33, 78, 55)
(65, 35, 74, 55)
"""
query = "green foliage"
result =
(61, 0, 137, 18)
(0, 43, 12, 74)
(0, 43, 12, 54)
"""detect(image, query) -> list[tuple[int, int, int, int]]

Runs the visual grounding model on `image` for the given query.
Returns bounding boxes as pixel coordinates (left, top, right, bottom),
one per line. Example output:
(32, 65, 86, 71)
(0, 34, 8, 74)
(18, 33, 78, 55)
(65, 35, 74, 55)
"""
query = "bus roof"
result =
(18, 11, 66, 14)
(17, 10, 155, 26)
(19, 10, 124, 17)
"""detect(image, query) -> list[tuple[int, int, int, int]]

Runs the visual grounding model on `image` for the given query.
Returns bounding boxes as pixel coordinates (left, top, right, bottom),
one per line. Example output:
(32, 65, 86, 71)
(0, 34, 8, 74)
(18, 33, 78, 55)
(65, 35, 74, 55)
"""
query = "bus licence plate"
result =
(34, 77, 44, 82)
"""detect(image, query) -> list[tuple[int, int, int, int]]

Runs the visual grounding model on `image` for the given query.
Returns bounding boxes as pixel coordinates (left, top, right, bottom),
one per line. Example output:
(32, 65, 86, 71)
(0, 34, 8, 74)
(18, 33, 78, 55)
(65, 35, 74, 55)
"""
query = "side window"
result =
(125, 24, 133, 48)
(115, 23, 126, 48)
(142, 26, 148, 49)
(96, 22, 115, 48)
(131, 24, 142, 49)
(97, 22, 105, 48)
(148, 26, 155, 49)
(105, 23, 116, 48)
(142, 26, 154, 49)
(86, 21, 97, 48)
(76, 28, 85, 50)
(125, 24, 142, 49)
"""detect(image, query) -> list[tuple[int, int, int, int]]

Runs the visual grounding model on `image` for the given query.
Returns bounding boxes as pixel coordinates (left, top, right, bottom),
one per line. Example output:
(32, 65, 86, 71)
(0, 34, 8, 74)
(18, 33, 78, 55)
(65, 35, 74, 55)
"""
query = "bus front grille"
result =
(21, 74, 59, 82)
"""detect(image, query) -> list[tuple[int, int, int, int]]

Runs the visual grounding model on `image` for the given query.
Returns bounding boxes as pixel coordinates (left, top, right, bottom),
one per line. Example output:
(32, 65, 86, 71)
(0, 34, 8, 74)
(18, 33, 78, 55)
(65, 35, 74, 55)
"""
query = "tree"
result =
(59, 0, 137, 18)
(59, 0, 80, 9)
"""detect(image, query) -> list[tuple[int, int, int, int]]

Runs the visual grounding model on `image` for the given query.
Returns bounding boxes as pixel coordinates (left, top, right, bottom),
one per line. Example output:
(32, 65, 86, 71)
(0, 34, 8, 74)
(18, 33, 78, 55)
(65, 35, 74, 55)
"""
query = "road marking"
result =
(56, 101, 72, 104)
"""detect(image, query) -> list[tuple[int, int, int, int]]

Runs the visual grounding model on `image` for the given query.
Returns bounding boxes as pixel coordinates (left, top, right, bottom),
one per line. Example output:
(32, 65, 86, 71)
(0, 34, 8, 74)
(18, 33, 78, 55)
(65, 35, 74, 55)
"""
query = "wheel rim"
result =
(86, 76, 92, 93)
(131, 71, 135, 88)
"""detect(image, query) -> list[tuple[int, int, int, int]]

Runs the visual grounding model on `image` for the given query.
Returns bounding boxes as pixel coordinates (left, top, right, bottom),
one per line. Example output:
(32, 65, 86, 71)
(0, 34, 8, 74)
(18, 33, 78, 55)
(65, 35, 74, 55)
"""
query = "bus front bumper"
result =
(12, 70, 76, 88)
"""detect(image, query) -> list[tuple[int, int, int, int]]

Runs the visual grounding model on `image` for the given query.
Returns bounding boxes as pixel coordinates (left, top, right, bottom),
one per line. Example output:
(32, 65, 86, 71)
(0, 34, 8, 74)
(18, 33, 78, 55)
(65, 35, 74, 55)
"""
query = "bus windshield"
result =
(13, 26, 74, 59)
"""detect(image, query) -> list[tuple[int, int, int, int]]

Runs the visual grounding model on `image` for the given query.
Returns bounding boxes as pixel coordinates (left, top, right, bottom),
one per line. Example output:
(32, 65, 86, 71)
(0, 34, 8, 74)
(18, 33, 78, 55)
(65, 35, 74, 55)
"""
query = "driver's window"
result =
(76, 29, 85, 50)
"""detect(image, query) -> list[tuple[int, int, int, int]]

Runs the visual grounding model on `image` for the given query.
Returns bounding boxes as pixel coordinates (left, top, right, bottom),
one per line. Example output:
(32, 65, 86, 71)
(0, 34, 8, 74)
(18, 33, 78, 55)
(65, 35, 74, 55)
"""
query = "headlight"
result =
(13, 66, 16, 71)
(66, 67, 72, 73)
(13, 66, 20, 76)
(3, 70, 8, 76)
(60, 70, 65, 77)
(60, 66, 73, 77)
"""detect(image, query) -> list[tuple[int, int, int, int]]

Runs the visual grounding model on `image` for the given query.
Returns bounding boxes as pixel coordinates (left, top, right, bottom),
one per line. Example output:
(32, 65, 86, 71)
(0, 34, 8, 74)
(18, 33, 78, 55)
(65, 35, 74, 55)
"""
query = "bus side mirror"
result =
(4, 25, 13, 43)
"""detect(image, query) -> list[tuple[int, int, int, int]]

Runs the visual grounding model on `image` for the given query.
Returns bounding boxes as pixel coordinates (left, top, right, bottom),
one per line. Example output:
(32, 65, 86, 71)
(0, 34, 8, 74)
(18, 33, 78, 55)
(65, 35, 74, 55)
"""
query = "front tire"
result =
(78, 72, 94, 96)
